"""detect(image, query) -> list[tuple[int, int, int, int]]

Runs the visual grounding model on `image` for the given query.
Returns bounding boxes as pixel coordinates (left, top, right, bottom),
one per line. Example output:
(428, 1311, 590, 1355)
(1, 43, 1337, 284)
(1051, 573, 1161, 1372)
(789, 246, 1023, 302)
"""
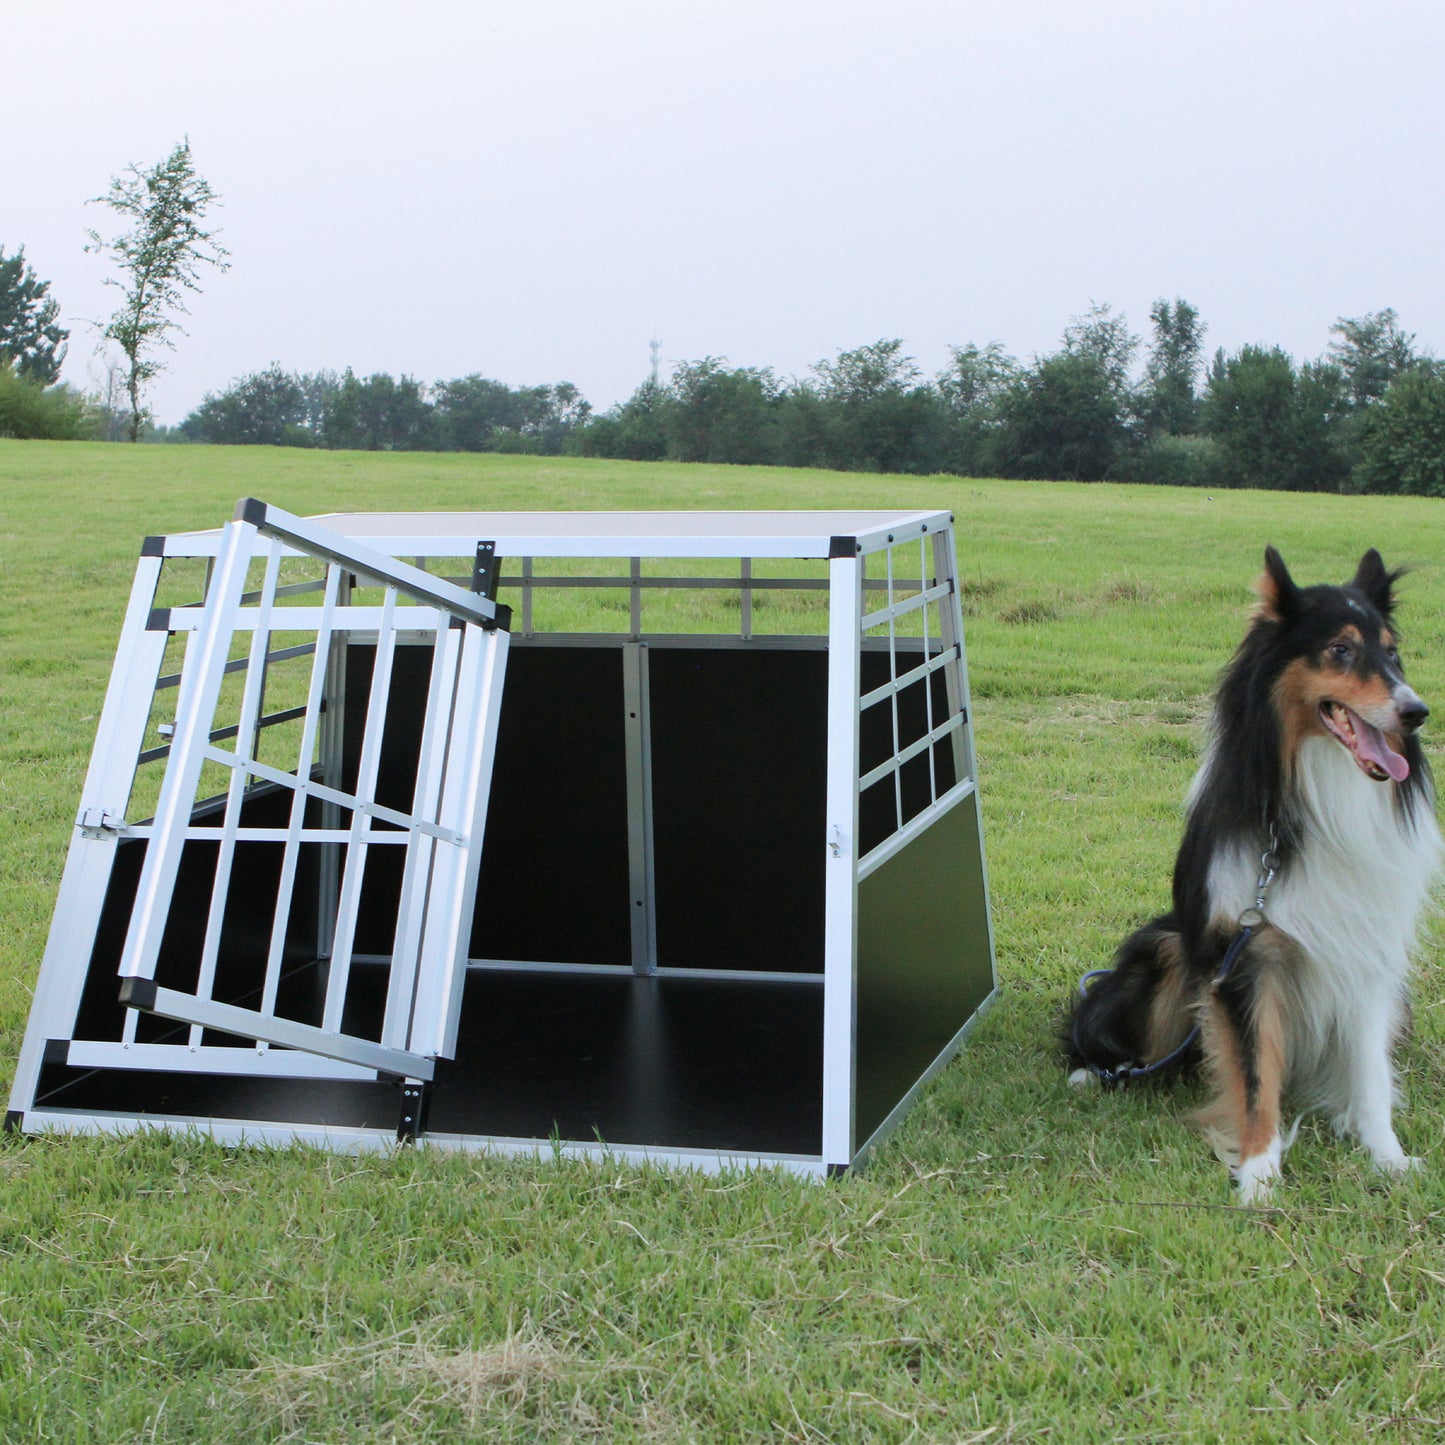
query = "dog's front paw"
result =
(1067, 1068, 1098, 1090)
(1232, 1140, 1283, 1205)
(1373, 1153, 1424, 1178)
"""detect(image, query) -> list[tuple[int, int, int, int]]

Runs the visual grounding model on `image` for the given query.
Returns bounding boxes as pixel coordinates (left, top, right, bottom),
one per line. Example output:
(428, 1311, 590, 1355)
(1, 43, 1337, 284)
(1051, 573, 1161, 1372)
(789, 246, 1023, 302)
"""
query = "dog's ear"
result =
(1350, 548, 1402, 618)
(1255, 545, 1299, 622)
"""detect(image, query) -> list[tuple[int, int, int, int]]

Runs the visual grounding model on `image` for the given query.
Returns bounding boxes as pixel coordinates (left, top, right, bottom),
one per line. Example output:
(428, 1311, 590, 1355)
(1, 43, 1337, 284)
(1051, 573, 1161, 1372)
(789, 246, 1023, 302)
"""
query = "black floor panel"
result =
(35, 968, 825, 1158)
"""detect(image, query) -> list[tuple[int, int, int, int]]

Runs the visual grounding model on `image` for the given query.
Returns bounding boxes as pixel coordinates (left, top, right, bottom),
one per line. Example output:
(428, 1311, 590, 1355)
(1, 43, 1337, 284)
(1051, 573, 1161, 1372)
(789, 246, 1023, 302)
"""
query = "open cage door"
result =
(112, 500, 510, 1082)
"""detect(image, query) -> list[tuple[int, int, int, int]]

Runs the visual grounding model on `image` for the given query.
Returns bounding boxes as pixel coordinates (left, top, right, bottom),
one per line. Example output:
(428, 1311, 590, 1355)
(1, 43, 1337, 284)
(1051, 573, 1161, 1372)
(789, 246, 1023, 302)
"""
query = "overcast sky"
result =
(10, 0, 1445, 425)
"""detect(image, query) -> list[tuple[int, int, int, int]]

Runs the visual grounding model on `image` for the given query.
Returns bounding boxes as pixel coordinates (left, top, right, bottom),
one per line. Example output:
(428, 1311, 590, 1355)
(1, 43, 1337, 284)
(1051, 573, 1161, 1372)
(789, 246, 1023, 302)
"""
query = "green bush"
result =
(1127, 432, 1234, 488)
(0, 364, 94, 439)
(1355, 367, 1445, 496)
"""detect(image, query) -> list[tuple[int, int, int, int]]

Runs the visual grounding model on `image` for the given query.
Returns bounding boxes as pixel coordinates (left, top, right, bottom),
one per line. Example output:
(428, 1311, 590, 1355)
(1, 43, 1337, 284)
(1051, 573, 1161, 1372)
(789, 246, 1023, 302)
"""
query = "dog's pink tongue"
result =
(1356, 716, 1410, 782)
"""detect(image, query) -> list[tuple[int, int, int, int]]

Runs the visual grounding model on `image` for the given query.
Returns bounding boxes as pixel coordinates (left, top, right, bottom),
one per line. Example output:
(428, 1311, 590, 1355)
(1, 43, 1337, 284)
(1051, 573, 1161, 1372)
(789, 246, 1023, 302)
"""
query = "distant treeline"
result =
(7, 292, 1444, 496)
(168, 303, 1445, 496)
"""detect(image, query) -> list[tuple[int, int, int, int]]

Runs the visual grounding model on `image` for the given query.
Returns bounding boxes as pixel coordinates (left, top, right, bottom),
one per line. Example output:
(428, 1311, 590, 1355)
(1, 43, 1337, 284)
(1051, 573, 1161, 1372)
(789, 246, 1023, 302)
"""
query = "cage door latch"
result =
(78, 807, 128, 839)
(828, 825, 849, 859)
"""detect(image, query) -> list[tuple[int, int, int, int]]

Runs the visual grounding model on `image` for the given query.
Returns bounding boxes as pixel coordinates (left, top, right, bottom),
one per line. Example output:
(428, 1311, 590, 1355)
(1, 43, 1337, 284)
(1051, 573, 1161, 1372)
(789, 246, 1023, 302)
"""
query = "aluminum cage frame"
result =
(9, 503, 997, 1175)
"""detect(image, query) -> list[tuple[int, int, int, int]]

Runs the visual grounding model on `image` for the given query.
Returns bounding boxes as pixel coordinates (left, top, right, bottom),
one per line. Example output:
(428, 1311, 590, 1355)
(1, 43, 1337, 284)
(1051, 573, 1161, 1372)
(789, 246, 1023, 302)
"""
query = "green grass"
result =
(4, 440, 1445, 1441)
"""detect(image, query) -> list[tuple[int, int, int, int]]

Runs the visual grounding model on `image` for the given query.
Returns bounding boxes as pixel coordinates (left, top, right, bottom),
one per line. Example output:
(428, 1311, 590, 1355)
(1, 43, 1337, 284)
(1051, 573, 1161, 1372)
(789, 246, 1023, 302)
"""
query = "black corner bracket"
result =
(828, 535, 860, 559)
(472, 540, 499, 600)
(117, 977, 159, 1012)
(396, 1080, 430, 1144)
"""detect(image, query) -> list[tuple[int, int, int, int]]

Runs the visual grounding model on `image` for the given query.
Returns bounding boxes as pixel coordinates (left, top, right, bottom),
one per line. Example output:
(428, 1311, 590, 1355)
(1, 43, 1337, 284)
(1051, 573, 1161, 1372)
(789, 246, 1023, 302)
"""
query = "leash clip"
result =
(1242, 825, 1280, 928)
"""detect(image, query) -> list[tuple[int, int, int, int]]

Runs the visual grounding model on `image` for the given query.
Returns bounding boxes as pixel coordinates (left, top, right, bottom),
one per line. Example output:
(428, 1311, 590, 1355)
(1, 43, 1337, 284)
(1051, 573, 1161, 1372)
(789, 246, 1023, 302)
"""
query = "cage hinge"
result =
(78, 807, 128, 839)
(397, 1080, 430, 1145)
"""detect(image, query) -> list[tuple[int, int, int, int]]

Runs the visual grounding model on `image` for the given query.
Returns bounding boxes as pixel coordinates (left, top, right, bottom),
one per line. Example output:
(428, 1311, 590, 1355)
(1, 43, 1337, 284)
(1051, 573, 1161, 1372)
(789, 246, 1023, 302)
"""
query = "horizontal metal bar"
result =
(135, 984, 435, 1079)
(201, 746, 463, 842)
(507, 574, 833, 592)
(138, 702, 314, 765)
(14, 1111, 409, 1152)
(155, 605, 449, 634)
(858, 646, 958, 713)
(861, 578, 952, 633)
(18, 1112, 829, 1173)
(62, 1040, 378, 1080)
(420, 1132, 829, 1174)
(858, 712, 965, 793)
(238, 498, 497, 627)
(239, 577, 328, 606)
(445, 573, 924, 594)
(156, 640, 316, 690)
(154, 510, 951, 564)
(121, 825, 412, 844)
(463, 958, 825, 984)
(503, 632, 832, 650)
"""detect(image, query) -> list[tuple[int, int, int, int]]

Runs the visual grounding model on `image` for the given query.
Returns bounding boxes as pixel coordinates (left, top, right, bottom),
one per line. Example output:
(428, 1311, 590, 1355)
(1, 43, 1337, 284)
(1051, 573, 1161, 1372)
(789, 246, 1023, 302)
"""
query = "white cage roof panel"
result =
(154, 505, 955, 560)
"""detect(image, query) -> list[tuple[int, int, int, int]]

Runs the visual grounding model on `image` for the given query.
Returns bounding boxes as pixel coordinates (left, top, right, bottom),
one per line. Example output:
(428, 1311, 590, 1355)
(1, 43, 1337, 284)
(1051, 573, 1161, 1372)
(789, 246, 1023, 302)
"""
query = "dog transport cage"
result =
(8, 500, 997, 1174)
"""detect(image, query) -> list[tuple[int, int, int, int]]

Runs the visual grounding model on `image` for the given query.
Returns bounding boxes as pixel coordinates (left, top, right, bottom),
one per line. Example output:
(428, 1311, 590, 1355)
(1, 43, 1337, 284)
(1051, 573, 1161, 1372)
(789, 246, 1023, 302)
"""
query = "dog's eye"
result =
(1328, 641, 1352, 663)
(1387, 645, 1400, 663)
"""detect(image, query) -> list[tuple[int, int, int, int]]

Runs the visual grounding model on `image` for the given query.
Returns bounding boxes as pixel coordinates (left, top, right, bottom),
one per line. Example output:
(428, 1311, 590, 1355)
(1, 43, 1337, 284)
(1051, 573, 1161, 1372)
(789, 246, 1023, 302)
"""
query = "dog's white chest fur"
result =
(1203, 736, 1441, 1101)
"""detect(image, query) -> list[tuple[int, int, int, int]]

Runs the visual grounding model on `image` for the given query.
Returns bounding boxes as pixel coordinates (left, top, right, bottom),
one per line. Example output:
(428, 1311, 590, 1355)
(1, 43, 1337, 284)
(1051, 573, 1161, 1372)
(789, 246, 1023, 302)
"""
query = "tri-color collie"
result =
(1065, 547, 1441, 1202)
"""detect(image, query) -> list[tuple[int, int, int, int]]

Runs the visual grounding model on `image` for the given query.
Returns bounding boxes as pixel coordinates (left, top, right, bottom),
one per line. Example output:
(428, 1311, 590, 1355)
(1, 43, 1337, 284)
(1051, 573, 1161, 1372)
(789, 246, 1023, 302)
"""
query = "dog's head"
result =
(1253, 546, 1427, 783)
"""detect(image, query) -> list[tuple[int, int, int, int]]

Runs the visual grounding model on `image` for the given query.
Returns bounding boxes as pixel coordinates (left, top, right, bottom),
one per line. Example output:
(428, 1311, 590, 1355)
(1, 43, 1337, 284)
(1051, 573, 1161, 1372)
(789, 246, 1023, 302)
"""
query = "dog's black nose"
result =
(1399, 697, 1430, 730)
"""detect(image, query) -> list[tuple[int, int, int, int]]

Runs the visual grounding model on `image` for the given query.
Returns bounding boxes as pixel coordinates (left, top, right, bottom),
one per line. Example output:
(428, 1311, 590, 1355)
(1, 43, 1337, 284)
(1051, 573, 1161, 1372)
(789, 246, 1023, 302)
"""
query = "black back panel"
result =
(647, 647, 828, 972)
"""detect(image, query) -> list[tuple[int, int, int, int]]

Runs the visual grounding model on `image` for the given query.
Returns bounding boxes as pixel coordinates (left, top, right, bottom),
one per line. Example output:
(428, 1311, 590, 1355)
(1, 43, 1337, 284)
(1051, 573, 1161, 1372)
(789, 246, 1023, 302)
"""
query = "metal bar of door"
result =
(113, 499, 509, 1081)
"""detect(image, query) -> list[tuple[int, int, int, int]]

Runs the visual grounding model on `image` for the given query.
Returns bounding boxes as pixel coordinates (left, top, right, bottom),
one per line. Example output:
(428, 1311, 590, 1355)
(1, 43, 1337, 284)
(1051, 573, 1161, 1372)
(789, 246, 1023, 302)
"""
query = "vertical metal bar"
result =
(381, 621, 462, 1048)
(80, 554, 167, 821)
(317, 568, 353, 962)
(630, 556, 642, 638)
(932, 529, 973, 783)
(322, 586, 400, 1033)
(256, 563, 344, 1021)
(822, 553, 863, 1169)
(920, 537, 937, 805)
(9, 555, 167, 1112)
(408, 624, 511, 1060)
(622, 642, 657, 974)
(887, 545, 902, 833)
(189, 541, 284, 1045)
(740, 557, 753, 640)
(521, 556, 534, 636)
(117, 520, 258, 987)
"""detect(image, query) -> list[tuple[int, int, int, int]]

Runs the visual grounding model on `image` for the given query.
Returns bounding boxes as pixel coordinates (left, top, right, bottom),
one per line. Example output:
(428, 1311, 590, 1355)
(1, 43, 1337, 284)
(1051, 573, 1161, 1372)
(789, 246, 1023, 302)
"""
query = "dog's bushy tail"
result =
(1062, 914, 1193, 1076)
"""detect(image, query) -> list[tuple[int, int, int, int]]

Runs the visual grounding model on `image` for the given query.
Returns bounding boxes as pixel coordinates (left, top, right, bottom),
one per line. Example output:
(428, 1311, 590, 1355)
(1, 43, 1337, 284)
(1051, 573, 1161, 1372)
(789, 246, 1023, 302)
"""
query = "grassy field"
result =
(3, 440, 1445, 1441)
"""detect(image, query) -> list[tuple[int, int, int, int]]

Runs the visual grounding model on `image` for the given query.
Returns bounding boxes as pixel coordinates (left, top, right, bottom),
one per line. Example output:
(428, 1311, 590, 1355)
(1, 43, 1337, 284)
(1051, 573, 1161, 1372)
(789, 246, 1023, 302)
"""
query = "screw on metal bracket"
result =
(396, 1081, 429, 1145)
(78, 808, 127, 839)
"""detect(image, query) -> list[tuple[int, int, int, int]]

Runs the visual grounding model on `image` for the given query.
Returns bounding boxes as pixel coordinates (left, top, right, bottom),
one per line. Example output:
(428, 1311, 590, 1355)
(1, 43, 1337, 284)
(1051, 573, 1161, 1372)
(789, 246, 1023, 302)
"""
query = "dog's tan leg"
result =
(1142, 933, 1193, 1064)
(1197, 969, 1287, 1204)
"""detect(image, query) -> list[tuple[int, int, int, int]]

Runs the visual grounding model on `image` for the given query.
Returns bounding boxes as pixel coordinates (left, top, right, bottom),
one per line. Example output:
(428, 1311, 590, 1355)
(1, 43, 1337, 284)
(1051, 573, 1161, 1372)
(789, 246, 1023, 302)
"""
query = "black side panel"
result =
(647, 647, 828, 973)
(854, 789, 993, 1145)
(348, 643, 633, 967)
(472, 647, 632, 964)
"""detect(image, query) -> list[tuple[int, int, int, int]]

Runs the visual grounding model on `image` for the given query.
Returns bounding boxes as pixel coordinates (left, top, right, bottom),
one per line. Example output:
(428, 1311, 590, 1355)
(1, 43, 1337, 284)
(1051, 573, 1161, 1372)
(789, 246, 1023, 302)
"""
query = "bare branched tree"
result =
(86, 139, 230, 441)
